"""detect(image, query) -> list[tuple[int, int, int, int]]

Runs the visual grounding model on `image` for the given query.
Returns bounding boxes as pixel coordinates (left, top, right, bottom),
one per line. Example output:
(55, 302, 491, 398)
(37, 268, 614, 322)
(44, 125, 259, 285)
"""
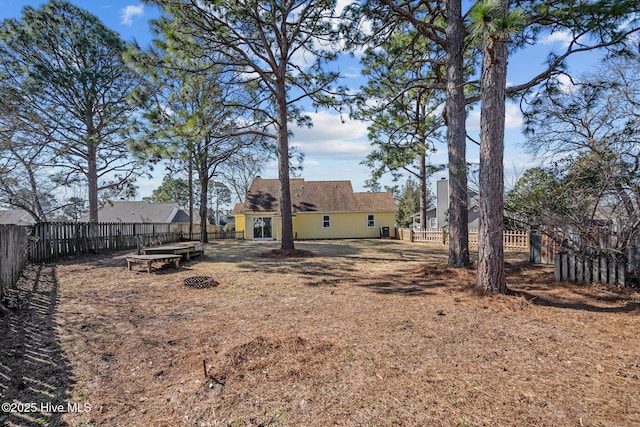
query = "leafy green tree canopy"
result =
(146, 176, 192, 209)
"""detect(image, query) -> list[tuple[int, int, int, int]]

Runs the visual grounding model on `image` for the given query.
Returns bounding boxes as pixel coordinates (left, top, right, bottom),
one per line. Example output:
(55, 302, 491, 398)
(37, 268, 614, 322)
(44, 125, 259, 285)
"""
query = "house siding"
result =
(293, 212, 394, 239)
(235, 215, 246, 237)
(236, 212, 396, 240)
(417, 178, 479, 230)
(232, 178, 398, 240)
(436, 178, 448, 229)
(469, 209, 480, 230)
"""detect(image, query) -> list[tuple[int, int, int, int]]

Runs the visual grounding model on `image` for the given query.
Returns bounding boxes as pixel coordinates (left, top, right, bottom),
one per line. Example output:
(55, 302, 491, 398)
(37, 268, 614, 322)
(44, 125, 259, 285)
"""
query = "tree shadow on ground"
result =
(0, 264, 75, 426)
(511, 288, 640, 313)
(357, 278, 447, 296)
(504, 260, 640, 313)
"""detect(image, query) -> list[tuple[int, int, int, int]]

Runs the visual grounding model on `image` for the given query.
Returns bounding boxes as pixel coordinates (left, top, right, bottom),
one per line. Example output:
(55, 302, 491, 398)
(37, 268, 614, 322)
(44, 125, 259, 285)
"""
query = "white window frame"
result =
(322, 214, 331, 228)
(429, 217, 437, 229)
(367, 214, 375, 228)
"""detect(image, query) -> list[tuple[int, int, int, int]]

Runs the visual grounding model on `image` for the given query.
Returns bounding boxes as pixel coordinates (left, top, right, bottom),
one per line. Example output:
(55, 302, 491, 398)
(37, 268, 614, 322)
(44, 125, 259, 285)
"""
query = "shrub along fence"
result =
(0, 224, 30, 292)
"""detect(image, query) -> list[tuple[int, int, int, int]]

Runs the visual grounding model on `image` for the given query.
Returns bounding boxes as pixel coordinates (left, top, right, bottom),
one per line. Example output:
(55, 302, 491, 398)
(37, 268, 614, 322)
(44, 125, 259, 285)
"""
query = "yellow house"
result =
(232, 178, 398, 240)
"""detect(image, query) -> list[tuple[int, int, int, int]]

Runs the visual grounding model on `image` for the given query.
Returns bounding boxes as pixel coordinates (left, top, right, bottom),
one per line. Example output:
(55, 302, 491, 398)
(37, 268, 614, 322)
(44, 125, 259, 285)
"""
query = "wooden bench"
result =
(126, 254, 182, 273)
(191, 246, 205, 258)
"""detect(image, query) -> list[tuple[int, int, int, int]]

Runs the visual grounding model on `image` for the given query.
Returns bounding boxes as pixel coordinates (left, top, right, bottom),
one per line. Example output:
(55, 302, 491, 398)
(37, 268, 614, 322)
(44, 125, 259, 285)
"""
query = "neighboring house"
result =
(413, 178, 480, 230)
(0, 209, 36, 225)
(232, 178, 398, 240)
(80, 201, 201, 224)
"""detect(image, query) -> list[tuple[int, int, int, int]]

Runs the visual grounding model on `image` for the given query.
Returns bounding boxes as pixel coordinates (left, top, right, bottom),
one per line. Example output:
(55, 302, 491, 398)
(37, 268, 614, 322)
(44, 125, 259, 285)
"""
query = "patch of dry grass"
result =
(2, 239, 639, 426)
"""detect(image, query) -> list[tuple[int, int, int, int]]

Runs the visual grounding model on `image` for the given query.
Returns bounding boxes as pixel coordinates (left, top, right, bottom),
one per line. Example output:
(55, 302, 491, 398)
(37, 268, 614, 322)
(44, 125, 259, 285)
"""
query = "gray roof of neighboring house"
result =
(80, 201, 200, 223)
(0, 209, 36, 225)
(232, 178, 398, 215)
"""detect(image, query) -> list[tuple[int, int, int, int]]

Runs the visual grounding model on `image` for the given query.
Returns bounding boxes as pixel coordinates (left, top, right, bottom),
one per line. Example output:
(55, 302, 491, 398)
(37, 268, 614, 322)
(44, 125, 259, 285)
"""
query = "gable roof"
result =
(0, 209, 35, 225)
(80, 201, 199, 223)
(232, 178, 397, 215)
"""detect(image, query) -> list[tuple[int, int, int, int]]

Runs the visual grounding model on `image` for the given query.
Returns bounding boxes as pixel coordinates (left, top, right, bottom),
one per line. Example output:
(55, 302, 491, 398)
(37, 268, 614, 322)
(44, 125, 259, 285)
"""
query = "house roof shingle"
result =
(232, 178, 397, 215)
(80, 201, 199, 223)
(0, 209, 35, 225)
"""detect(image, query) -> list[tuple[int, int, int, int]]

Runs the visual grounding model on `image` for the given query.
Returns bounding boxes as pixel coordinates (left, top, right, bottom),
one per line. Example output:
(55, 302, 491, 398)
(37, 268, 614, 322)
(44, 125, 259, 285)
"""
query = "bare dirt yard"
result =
(1, 239, 639, 427)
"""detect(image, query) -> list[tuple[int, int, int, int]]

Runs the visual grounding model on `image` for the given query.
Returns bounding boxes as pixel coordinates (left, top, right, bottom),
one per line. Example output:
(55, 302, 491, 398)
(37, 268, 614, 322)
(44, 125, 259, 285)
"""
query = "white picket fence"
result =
(397, 228, 530, 251)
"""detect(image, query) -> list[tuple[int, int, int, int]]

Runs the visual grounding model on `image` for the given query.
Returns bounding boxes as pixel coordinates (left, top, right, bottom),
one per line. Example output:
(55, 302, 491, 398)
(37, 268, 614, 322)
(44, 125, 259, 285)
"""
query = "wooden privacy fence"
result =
(554, 252, 626, 287)
(529, 230, 562, 264)
(398, 228, 530, 251)
(28, 222, 181, 263)
(0, 224, 29, 290)
(171, 223, 244, 241)
(530, 229, 635, 286)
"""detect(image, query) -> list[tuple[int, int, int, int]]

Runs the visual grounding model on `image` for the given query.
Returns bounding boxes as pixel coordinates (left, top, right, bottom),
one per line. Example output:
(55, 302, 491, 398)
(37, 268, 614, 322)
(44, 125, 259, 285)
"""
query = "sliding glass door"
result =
(252, 217, 273, 240)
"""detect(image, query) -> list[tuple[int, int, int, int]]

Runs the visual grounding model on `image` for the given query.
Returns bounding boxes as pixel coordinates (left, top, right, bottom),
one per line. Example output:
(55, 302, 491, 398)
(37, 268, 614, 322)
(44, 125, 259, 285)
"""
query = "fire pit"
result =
(184, 276, 218, 288)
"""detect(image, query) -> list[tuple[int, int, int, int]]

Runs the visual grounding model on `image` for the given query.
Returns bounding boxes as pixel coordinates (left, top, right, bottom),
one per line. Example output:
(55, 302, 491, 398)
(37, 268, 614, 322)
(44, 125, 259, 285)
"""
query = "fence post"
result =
(569, 254, 576, 282)
(584, 257, 591, 283)
(441, 228, 447, 245)
(576, 255, 584, 283)
(554, 254, 561, 282)
(592, 258, 599, 283)
(410, 228, 414, 243)
(608, 256, 616, 286)
(529, 230, 541, 263)
(617, 257, 626, 287)
(561, 254, 569, 281)
(599, 256, 608, 284)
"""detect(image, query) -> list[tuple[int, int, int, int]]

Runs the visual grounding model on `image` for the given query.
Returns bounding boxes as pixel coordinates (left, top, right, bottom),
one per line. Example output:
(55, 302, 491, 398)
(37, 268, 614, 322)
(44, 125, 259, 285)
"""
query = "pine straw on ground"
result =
(1, 239, 639, 427)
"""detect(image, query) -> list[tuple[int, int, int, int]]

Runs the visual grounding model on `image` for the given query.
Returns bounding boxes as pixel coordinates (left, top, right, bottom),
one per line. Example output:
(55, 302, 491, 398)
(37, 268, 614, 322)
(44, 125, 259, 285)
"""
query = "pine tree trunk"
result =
(477, 1, 509, 293)
(188, 155, 194, 239)
(87, 144, 99, 223)
(276, 87, 295, 250)
(445, 0, 469, 267)
(199, 163, 209, 243)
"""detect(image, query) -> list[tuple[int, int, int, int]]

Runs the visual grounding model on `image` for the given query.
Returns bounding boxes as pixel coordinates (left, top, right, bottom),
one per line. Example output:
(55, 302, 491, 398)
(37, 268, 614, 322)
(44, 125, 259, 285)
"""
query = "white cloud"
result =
(335, 0, 353, 16)
(556, 74, 577, 93)
(466, 102, 523, 132)
(467, 110, 480, 132)
(289, 111, 371, 160)
(504, 103, 523, 129)
(300, 160, 321, 167)
(540, 30, 574, 47)
(121, 4, 144, 26)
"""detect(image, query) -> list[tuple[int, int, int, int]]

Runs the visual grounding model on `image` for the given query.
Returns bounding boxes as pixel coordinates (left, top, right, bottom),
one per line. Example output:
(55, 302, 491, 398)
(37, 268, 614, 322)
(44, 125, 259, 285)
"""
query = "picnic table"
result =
(126, 254, 182, 273)
(142, 244, 203, 260)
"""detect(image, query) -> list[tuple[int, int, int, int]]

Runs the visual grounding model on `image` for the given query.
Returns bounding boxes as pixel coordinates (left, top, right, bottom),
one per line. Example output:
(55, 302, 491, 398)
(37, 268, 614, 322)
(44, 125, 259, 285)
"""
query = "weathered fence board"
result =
(554, 253, 627, 286)
(529, 230, 562, 264)
(0, 225, 29, 291)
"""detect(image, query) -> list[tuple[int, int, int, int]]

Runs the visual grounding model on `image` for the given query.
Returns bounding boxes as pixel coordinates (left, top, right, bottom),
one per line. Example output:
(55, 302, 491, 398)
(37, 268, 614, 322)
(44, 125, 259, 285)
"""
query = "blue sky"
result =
(0, 1, 611, 201)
